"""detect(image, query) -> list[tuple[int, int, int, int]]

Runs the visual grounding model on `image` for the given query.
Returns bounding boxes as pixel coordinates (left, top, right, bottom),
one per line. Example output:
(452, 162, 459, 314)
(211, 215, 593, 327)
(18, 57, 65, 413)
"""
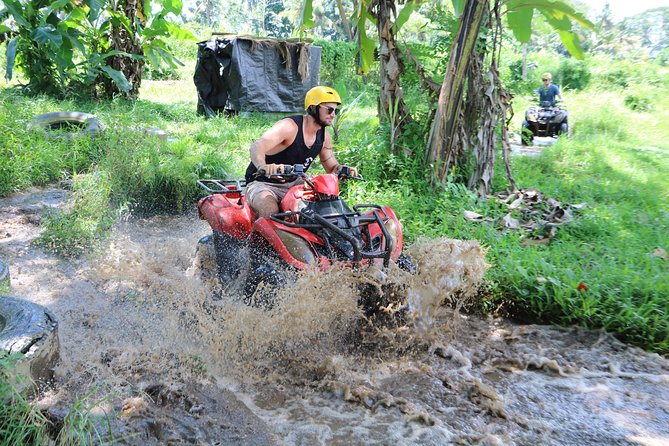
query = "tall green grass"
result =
(0, 354, 50, 445)
(1, 353, 120, 444)
(493, 80, 668, 351)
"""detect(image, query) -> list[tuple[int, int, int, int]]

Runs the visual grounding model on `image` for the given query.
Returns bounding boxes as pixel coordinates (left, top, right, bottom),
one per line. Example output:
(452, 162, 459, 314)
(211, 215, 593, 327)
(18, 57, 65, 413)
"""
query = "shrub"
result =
(656, 47, 669, 66)
(314, 40, 359, 86)
(508, 59, 524, 83)
(623, 93, 653, 112)
(557, 58, 591, 90)
(600, 65, 631, 89)
(591, 58, 665, 91)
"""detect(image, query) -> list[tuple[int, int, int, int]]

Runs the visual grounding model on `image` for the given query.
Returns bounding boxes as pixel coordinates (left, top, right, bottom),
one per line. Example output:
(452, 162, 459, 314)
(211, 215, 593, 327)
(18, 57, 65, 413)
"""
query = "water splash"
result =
(3, 203, 667, 445)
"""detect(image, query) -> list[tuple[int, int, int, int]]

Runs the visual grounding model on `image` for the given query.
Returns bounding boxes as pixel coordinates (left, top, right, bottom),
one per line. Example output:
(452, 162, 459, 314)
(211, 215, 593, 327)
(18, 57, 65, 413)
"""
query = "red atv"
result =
(196, 165, 415, 306)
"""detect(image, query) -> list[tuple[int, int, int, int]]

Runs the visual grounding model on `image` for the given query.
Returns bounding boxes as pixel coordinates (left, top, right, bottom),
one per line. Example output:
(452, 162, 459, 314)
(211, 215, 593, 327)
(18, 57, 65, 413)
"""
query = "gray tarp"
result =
(193, 36, 322, 117)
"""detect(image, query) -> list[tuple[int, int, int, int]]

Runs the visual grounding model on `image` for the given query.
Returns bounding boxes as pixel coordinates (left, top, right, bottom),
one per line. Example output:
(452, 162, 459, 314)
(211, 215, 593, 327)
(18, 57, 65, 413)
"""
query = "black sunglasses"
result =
(542, 78, 550, 81)
(320, 105, 339, 115)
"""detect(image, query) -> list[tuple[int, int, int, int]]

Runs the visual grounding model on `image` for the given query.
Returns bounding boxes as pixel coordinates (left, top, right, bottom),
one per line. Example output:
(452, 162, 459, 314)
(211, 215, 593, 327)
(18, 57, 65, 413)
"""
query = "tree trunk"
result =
(335, 0, 354, 40)
(372, 0, 412, 154)
(426, 0, 488, 183)
(467, 56, 506, 196)
(103, 0, 145, 99)
(522, 44, 528, 81)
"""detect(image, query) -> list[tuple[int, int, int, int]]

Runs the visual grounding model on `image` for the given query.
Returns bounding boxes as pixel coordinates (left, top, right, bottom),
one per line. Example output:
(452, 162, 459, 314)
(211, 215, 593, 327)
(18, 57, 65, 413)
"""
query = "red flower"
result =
(577, 283, 588, 292)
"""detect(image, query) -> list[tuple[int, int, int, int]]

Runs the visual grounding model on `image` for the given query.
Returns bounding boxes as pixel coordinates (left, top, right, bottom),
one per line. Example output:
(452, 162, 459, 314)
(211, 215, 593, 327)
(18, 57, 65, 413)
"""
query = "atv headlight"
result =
(276, 230, 317, 265)
(383, 218, 399, 249)
(528, 113, 537, 120)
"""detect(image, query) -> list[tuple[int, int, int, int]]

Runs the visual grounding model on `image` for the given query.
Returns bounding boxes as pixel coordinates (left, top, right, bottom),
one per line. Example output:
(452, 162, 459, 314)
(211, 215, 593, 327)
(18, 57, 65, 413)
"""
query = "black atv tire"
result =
(560, 122, 568, 136)
(213, 231, 246, 283)
(398, 253, 418, 274)
(244, 243, 289, 309)
(28, 111, 103, 135)
(0, 296, 59, 392)
(521, 121, 533, 146)
(195, 235, 218, 282)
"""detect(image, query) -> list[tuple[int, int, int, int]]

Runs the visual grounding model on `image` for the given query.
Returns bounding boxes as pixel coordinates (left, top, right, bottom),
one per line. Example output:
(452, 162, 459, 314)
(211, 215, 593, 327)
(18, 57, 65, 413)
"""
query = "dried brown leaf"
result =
(464, 210, 485, 221)
(652, 247, 668, 261)
(500, 213, 520, 229)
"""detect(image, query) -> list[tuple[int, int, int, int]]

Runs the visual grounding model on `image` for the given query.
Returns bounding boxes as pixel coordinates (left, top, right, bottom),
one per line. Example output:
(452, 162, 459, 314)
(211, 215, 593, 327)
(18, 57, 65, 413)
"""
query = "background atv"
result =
(521, 100, 568, 146)
(196, 165, 416, 310)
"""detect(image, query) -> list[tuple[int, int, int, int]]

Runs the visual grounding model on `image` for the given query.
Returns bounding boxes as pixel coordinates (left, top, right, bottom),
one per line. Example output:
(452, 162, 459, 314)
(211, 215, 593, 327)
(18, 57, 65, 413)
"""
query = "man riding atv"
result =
(534, 72, 562, 105)
(245, 86, 358, 218)
(521, 72, 568, 145)
(196, 85, 415, 308)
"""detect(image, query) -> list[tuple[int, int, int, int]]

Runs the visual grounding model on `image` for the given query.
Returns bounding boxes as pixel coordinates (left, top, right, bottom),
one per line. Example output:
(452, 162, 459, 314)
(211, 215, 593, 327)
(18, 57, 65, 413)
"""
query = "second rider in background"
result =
(534, 72, 563, 105)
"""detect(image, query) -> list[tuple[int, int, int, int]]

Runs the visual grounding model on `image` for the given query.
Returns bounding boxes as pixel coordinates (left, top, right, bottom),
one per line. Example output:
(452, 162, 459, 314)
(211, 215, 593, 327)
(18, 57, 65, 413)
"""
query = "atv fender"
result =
(253, 218, 321, 269)
(280, 184, 307, 216)
(198, 193, 254, 240)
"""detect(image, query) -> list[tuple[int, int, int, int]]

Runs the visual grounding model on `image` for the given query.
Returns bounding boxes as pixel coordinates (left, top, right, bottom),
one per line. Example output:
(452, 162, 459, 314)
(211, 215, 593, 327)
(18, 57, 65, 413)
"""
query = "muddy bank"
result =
(1, 187, 668, 445)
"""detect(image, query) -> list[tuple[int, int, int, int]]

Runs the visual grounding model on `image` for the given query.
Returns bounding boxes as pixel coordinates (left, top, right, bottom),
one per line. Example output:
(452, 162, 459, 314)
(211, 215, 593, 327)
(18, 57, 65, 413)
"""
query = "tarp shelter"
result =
(193, 36, 322, 117)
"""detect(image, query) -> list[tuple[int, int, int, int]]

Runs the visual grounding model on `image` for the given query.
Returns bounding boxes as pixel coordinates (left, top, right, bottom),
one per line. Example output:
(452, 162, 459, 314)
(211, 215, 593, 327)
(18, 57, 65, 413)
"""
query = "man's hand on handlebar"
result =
(336, 165, 361, 180)
(257, 164, 307, 183)
(258, 163, 285, 176)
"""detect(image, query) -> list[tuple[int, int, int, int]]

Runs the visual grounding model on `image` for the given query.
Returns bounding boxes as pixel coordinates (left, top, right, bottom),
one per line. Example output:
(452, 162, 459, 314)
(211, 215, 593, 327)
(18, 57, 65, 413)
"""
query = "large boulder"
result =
(0, 258, 8, 292)
(0, 295, 59, 392)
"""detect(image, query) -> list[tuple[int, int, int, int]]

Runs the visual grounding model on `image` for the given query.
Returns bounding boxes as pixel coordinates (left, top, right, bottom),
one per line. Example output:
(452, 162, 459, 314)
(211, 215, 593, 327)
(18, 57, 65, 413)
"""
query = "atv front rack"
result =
(269, 204, 394, 267)
(197, 179, 247, 194)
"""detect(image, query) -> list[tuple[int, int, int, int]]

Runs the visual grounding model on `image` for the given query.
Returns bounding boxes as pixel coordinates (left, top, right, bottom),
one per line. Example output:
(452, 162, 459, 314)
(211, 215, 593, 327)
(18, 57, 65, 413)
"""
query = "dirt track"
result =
(1, 187, 668, 445)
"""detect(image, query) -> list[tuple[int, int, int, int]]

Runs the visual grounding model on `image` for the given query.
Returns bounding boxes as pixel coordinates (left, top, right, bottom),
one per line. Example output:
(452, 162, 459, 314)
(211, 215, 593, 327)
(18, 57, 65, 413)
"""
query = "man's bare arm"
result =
(319, 133, 358, 177)
(250, 119, 297, 174)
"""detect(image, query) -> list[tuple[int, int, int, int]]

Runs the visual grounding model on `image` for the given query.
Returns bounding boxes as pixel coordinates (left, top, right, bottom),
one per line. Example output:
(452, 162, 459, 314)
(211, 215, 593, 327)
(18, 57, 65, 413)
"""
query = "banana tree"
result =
(369, 0, 413, 143)
(426, 0, 593, 194)
(1, 0, 195, 98)
(1, 0, 81, 95)
(300, 0, 592, 187)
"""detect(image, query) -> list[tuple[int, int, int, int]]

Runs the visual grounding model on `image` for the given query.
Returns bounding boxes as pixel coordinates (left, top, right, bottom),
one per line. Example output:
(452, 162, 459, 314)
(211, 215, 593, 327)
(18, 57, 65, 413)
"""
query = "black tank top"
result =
(245, 115, 325, 184)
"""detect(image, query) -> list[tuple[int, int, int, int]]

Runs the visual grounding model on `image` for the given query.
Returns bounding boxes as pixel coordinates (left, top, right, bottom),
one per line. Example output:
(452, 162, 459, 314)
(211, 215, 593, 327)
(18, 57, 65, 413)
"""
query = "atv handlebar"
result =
(256, 164, 306, 182)
(257, 164, 363, 182)
(197, 179, 246, 194)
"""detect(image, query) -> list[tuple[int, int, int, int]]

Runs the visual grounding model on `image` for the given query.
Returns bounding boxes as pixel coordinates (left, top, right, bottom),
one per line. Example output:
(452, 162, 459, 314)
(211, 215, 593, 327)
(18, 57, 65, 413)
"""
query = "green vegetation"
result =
(0, 0, 194, 98)
(1, 354, 119, 444)
(0, 354, 50, 445)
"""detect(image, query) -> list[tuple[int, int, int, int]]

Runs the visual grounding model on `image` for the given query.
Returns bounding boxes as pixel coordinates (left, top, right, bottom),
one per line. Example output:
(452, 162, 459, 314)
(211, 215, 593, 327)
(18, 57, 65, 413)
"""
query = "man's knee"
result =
(250, 191, 279, 218)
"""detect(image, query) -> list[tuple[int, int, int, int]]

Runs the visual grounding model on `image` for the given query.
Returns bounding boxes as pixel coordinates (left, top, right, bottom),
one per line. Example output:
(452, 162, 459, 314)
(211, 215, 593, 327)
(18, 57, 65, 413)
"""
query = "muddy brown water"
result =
(1, 187, 668, 445)
(509, 133, 559, 157)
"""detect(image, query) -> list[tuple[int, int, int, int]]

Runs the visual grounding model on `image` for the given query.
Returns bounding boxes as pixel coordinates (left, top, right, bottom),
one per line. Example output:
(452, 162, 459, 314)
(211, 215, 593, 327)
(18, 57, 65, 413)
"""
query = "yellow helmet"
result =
(305, 86, 341, 110)
(542, 72, 552, 80)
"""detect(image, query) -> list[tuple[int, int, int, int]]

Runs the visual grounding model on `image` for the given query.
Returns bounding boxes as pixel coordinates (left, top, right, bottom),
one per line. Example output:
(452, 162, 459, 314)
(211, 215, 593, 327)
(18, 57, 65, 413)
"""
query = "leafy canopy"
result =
(1, 0, 196, 97)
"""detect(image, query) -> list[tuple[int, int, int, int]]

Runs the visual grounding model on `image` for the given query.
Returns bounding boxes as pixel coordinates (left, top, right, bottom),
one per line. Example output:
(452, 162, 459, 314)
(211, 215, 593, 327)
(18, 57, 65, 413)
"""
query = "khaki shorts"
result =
(246, 178, 303, 209)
